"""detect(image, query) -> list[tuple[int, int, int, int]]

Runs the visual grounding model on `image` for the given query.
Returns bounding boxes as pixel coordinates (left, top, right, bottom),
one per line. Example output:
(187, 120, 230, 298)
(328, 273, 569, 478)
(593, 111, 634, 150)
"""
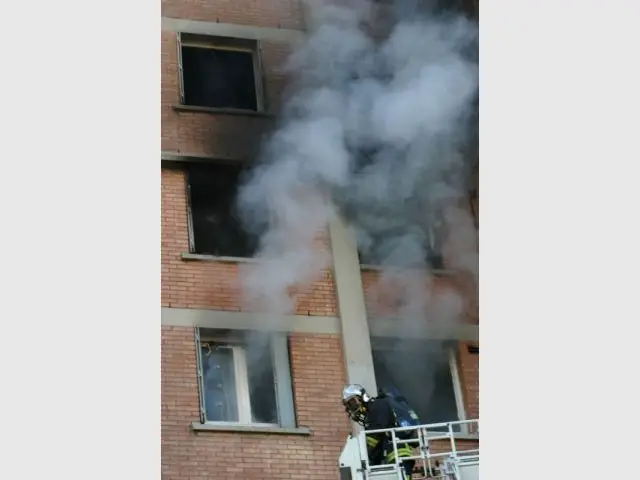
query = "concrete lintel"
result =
(180, 252, 258, 263)
(162, 17, 304, 43)
(161, 307, 477, 341)
(360, 264, 458, 277)
(190, 422, 312, 435)
(368, 318, 479, 342)
(161, 151, 249, 167)
(161, 307, 340, 335)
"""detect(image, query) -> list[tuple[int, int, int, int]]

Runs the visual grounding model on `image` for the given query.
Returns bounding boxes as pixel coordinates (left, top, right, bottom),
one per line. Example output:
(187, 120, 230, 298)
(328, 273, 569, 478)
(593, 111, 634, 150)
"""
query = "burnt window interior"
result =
(371, 338, 461, 431)
(245, 340, 278, 424)
(356, 223, 445, 269)
(181, 42, 258, 111)
(342, 147, 446, 270)
(186, 162, 258, 258)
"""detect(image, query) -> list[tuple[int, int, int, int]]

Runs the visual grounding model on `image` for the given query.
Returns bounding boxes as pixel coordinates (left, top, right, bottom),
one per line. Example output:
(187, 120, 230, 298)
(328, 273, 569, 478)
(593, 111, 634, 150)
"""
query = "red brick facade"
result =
(161, 169, 336, 315)
(161, 1, 478, 479)
(162, 327, 349, 479)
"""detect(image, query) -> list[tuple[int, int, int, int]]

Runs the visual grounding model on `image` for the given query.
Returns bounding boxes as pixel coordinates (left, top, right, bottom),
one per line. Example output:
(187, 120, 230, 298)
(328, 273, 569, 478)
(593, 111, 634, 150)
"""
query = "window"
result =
(177, 33, 263, 111)
(356, 222, 445, 270)
(185, 162, 259, 258)
(371, 337, 466, 432)
(194, 328, 297, 427)
(342, 147, 446, 269)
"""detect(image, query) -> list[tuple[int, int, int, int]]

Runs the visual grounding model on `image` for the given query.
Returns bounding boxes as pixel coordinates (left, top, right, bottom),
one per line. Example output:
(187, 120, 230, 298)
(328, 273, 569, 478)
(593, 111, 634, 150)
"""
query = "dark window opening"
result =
(357, 223, 445, 270)
(186, 162, 258, 258)
(245, 339, 278, 424)
(181, 44, 258, 111)
(371, 338, 461, 431)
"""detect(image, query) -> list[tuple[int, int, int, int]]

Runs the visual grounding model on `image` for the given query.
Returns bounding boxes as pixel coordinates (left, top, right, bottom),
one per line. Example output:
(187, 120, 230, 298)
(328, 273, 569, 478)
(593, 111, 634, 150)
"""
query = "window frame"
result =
(370, 339, 468, 433)
(194, 328, 296, 428)
(176, 32, 265, 112)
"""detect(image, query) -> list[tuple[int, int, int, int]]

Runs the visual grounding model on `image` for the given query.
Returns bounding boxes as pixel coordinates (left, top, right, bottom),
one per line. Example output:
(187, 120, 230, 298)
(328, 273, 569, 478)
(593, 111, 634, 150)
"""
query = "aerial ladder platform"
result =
(339, 419, 479, 480)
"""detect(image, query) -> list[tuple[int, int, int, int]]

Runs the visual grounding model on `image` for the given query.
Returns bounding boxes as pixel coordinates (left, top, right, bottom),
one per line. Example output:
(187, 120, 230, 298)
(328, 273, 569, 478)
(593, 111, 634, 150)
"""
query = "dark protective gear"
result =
(364, 396, 415, 479)
(341, 384, 416, 478)
(377, 387, 421, 438)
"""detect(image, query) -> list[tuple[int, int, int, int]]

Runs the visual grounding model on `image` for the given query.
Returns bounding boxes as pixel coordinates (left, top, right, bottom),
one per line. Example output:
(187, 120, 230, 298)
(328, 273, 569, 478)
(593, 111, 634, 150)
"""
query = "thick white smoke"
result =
(236, 0, 478, 330)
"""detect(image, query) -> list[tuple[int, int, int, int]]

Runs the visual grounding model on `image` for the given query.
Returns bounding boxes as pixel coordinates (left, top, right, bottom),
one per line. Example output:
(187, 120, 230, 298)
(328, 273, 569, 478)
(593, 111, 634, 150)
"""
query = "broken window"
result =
(371, 338, 464, 431)
(185, 162, 259, 258)
(195, 329, 296, 427)
(178, 33, 262, 111)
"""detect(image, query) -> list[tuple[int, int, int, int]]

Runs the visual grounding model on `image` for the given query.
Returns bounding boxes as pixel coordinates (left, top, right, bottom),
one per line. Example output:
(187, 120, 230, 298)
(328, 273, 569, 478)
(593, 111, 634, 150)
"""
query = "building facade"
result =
(161, 1, 479, 479)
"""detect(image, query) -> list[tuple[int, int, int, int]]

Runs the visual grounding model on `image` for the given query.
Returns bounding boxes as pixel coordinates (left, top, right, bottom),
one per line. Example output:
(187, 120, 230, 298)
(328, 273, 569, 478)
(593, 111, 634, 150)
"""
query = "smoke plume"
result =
(235, 0, 478, 415)
(237, 0, 477, 312)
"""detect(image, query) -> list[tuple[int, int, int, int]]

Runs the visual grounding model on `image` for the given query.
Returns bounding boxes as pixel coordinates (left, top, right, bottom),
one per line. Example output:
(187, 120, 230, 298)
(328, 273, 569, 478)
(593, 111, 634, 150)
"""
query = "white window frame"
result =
(176, 32, 265, 112)
(195, 328, 296, 428)
(200, 340, 275, 427)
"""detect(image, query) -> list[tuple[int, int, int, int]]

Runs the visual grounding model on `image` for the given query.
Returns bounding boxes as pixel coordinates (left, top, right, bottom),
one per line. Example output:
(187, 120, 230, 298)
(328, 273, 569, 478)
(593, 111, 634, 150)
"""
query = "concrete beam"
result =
(369, 319, 479, 342)
(328, 215, 378, 395)
(161, 151, 248, 169)
(161, 306, 478, 341)
(161, 17, 304, 43)
(161, 307, 340, 335)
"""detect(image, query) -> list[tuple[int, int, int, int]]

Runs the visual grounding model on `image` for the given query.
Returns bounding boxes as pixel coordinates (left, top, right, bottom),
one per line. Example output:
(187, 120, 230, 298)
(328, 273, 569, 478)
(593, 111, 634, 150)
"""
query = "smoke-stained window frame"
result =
(176, 32, 266, 113)
(194, 327, 297, 428)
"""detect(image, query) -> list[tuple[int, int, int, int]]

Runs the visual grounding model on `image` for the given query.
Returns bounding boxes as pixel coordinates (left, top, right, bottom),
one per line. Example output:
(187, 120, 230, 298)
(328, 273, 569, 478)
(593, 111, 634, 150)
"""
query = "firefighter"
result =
(341, 384, 415, 479)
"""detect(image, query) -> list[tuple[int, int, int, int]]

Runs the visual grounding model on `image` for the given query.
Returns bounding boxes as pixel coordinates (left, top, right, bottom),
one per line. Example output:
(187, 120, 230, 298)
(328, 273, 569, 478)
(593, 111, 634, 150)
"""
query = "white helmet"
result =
(341, 384, 371, 425)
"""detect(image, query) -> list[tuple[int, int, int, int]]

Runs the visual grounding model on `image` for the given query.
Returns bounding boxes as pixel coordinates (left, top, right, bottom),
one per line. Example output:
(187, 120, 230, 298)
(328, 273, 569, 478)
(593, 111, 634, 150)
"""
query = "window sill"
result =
(180, 254, 461, 275)
(180, 252, 259, 264)
(172, 104, 275, 118)
(359, 264, 457, 276)
(190, 422, 312, 435)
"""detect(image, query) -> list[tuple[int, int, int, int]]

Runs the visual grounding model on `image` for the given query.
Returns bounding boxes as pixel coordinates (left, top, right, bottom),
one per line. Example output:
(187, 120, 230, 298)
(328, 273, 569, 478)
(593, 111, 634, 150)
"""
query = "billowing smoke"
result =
(235, 0, 478, 419)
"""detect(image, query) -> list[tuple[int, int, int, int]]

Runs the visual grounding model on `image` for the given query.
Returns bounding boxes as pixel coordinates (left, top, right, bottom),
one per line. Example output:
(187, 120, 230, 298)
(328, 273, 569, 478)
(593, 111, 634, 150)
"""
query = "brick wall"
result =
(162, 326, 350, 480)
(161, 168, 337, 315)
(458, 342, 479, 420)
(162, 0, 306, 31)
(161, 31, 292, 158)
(361, 269, 477, 324)
(161, 2, 479, 478)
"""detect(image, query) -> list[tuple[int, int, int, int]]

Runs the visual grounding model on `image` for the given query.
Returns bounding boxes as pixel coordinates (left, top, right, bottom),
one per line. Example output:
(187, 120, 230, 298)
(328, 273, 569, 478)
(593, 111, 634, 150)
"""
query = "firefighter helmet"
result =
(341, 384, 370, 425)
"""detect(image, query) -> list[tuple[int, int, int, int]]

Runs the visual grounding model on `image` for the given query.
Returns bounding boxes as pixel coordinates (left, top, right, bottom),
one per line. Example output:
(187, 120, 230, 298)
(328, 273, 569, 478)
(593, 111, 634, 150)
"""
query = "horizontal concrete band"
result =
(161, 307, 479, 341)
(162, 307, 340, 335)
(161, 17, 304, 43)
